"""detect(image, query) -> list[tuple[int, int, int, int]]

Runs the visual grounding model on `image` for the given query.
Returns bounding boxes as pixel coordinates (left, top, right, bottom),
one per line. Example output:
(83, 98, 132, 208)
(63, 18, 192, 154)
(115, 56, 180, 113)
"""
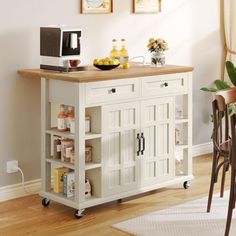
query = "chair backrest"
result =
(212, 88, 236, 146)
(212, 99, 229, 146)
(215, 88, 236, 111)
(230, 113, 236, 169)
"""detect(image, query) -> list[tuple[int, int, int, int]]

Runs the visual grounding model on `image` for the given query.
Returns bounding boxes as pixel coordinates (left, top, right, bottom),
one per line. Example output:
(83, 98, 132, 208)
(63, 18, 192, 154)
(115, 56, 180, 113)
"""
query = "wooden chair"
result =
(207, 88, 236, 212)
(225, 113, 236, 236)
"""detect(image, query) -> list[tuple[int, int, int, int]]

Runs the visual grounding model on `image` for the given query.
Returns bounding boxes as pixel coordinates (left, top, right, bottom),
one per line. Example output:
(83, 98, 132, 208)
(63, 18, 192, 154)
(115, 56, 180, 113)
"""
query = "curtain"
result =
(222, 0, 236, 82)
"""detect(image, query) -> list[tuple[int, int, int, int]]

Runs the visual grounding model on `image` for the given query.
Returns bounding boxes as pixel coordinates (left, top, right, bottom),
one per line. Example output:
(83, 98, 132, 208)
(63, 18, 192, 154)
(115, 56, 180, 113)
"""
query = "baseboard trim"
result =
(0, 142, 213, 202)
(192, 142, 212, 157)
(0, 179, 41, 202)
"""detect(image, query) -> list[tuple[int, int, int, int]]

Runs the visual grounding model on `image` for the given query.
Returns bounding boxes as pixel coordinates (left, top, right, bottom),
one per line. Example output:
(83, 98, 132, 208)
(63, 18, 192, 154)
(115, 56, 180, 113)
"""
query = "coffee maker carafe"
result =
(40, 26, 85, 72)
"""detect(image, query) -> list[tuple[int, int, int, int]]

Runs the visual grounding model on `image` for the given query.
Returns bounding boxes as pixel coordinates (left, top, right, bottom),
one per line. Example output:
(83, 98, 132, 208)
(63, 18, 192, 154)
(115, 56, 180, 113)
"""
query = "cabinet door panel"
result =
(103, 102, 140, 196)
(141, 97, 174, 186)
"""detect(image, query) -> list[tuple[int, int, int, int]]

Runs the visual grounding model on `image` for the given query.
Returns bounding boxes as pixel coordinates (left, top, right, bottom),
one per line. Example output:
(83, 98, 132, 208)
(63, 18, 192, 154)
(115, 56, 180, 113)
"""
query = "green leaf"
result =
(200, 87, 218, 92)
(228, 104, 234, 116)
(214, 80, 231, 90)
(226, 61, 236, 86)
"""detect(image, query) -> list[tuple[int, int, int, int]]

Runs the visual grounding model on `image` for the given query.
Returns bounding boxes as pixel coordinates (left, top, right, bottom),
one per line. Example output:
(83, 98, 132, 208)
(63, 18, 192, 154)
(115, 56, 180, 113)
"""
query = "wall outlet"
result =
(6, 160, 19, 173)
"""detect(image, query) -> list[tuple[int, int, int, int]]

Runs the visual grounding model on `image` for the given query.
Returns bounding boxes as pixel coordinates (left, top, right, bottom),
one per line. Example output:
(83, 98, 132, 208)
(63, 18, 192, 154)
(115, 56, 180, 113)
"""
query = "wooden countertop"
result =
(18, 65, 193, 83)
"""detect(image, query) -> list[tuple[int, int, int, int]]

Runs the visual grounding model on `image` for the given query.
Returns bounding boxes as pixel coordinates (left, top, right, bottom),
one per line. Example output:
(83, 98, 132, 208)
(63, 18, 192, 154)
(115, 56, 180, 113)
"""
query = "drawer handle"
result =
(162, 82, 168, 87)
(141, 133, 145, 155)
(110, 88, 116, 94)
(137, 133, 141, 156)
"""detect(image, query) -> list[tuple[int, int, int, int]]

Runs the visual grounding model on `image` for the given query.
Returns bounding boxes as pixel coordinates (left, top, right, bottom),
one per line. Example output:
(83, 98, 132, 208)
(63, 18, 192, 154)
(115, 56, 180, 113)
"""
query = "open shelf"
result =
(85, 133, 102, 140)
(46, 128, 75, 139)
(46, 157, 75, 170)
(86, 168, 101, 198)
(48, 190, 75, 202)
(85, 163, 101, 170)
(175, 144, 188, 149)
(175, 144, 188, 152)
(175, 118, 188, 124)
(85, 138, 101, 164)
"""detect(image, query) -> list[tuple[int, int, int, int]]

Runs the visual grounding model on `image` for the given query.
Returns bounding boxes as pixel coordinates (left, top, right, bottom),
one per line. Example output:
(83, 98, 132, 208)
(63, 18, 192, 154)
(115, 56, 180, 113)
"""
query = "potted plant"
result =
(147, 38, 168, 67)
(201, 61, 236, 115)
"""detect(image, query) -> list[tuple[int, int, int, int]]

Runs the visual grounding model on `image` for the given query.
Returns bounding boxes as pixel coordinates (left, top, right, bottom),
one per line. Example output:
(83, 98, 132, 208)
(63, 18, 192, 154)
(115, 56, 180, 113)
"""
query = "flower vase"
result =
(151, 50, 165, 67)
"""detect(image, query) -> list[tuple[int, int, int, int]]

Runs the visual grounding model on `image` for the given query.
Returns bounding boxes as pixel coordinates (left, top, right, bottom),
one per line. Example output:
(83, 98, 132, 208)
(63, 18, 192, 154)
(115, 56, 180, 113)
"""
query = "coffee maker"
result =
(40, 26, 85, 72)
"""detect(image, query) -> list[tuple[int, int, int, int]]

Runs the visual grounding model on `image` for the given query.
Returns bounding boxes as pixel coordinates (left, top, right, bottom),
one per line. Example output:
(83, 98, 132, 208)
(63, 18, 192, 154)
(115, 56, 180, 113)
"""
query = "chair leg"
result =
(207, 151, 218, 212)
(220, 163, 227, 198)
(224, 169, 236, 236)
(225, 205, 234, 236)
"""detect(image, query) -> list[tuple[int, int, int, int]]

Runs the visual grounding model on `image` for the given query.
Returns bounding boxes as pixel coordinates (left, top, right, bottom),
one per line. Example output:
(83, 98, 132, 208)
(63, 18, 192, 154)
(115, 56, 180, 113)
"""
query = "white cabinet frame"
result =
(40, 72, 193, 213)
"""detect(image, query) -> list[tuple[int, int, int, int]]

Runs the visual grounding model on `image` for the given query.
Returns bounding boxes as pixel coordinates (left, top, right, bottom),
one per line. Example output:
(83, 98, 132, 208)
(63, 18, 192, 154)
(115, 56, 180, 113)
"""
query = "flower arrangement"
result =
(147, 38, 169, 52)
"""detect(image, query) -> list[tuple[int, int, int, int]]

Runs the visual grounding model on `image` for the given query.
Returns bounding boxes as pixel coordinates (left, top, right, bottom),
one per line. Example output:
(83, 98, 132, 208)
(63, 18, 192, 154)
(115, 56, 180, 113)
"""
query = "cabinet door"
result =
(140, 97, 174, 187)
(102, 102, 140, 196)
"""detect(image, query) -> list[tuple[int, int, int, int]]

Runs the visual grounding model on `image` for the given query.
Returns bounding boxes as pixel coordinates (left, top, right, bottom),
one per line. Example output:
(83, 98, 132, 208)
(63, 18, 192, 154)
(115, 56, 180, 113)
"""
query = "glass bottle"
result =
(66, 106, 74, 131)
(57, 105, 67, 132)
(110, 39, 120, 60)
(120, 39, 129, 67)
(53, 136, 61, 159)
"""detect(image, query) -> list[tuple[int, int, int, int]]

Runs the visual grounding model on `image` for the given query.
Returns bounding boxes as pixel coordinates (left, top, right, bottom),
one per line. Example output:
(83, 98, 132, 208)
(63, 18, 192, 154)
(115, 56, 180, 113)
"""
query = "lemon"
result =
(93, 59, 100, 65)
(123, 62, 130, 69)
(113, 59, 120, 65)
(98, 61, 104, 65)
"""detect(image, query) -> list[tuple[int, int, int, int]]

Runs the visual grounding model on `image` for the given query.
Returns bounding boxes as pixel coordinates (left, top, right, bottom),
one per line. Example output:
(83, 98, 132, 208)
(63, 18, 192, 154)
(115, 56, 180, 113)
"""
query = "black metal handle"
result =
(141, 133, 145, 155)
(163, 82, 168, 87)
(137, 133, 141, 156)
(110, 88, 116, 93)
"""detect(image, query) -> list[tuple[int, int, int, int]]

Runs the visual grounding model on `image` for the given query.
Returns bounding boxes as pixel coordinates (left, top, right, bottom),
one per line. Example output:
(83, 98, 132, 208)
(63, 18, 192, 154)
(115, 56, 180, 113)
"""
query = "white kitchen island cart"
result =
(18, 65, 193, 218)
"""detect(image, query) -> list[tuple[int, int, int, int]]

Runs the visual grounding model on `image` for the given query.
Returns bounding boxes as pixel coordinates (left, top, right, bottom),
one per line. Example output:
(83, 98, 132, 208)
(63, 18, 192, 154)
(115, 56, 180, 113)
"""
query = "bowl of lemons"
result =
(93, 57, 120, 70)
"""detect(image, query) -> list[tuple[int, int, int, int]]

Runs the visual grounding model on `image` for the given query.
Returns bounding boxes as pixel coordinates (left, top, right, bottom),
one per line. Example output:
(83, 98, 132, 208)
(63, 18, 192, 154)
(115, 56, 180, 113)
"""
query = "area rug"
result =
(113, 192, 236, 236)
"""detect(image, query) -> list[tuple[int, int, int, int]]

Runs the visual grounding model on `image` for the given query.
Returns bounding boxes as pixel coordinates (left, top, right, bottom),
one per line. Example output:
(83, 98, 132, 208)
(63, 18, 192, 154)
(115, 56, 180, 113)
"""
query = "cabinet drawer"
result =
(85, 79, 140, 105)
(141, 74, 188, 97)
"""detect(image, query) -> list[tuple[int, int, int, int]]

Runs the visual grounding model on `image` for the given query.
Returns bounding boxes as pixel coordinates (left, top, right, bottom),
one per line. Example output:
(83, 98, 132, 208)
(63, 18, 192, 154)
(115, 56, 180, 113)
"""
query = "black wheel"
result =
(74, 209, 85, 219)
(117, 199, 122, 203)
(183, 181, 190, 189)
(42, 198, 50, 207)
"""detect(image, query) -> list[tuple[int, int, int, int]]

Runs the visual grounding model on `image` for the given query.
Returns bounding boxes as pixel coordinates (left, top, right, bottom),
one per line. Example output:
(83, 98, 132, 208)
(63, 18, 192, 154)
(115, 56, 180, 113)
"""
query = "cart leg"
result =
(42, 198, 50, 207)
(74, 209, 85, 219)
(183, 180, 191, 189)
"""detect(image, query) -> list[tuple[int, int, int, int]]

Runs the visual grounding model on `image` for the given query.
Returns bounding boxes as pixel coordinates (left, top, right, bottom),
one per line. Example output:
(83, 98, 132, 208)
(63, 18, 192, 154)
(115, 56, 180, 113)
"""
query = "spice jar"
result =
(57, 105, 67, 132)
(66, 106, 74, 131)
(70, 118, 75, 134)
(61, 139, 74, 162)
(85, 146, 92, 162)
(53, 136, 61, 159)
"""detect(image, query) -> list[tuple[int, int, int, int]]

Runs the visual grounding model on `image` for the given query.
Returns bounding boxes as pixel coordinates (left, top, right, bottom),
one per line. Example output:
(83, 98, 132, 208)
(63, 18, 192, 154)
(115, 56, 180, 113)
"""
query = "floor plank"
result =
(0, 154, 230, 236)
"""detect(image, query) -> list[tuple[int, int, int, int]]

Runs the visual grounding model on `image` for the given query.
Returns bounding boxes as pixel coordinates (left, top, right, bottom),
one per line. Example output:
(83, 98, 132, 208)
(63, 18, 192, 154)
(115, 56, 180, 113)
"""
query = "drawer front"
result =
(141, 74, 189, 97)
(85, 79, 140, 105)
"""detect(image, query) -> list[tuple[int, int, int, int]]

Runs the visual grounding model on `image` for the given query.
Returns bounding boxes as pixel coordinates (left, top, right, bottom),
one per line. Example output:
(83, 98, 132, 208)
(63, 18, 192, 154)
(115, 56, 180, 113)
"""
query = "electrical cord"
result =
(17, 167, 30, 194)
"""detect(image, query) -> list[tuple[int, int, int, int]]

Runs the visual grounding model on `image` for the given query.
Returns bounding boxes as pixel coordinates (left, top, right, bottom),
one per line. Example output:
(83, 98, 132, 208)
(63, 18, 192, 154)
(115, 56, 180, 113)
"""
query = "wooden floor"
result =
(0, 154, 231, 236)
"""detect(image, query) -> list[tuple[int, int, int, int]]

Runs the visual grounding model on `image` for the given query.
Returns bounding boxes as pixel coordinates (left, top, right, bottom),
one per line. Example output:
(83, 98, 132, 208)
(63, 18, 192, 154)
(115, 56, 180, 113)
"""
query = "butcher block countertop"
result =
(18, 65, 193, 83)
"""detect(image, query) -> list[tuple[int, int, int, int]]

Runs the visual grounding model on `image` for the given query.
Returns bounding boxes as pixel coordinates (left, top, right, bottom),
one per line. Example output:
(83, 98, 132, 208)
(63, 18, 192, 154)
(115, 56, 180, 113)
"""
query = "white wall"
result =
(0, 0, 222, 187)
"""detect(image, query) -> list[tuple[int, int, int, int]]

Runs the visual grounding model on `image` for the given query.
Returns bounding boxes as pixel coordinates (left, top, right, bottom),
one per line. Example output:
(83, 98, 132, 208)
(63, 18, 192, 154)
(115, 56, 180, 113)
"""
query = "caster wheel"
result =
(42, 198, 50, 207)
(183, 181, 191, 189)
(74, 209, 85, 219)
